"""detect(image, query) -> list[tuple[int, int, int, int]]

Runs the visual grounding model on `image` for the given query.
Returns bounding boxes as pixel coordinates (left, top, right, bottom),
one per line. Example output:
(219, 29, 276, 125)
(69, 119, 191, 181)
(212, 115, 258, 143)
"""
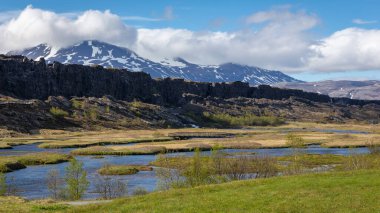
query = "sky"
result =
(0, 0, 380, 81)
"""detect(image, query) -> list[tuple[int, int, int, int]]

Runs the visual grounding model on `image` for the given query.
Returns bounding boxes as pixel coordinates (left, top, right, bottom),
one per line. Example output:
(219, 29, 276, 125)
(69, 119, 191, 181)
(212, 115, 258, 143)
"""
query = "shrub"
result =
(367, 139, 380, 155)
(71, 100, 84, 109)
(202, 112, 285, 127)
(285, 133, 306, 173)
(105, 105, 110, 113)
(132, 187, 149, 196)
(47, 169, 63, 200)
(0, 173, 6, 196)
(49, 107, 69, 118)
(94, 175, 127, 199)
(156, 148, 279, 190)
(88, 107, 98, 121)
(32, 205, 68, 211)
(130, 100, 143, 108)
(343, 154, 380, 171)
(286, 133, 306, 149)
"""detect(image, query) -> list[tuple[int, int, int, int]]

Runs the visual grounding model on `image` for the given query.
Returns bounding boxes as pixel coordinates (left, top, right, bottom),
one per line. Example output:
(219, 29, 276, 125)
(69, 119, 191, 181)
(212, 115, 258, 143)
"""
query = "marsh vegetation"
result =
(0, 122, 379, 212)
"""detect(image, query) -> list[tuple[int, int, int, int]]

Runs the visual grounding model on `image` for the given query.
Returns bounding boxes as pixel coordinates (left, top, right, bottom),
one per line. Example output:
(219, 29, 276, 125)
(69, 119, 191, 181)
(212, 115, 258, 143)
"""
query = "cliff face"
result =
(1, 55, 378, 106)
(1, 55, 380, 132)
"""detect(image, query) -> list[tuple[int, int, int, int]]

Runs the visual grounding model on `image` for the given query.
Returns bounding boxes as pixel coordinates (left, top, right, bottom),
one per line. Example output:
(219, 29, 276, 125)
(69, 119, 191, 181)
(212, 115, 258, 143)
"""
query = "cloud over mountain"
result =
(0, 6, 137, 52)
(0, 6, 380, 74)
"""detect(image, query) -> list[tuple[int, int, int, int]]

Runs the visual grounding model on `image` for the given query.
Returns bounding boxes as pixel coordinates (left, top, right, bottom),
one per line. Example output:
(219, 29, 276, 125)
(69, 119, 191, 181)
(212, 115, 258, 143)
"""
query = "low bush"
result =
(71, 99, 84, 109)
(49, 107, 69, 118)
(155, 148, 279, 190)
(202, 112, 285, 127)
(132, 187, 149, 196)
(94, 175, 127, 199)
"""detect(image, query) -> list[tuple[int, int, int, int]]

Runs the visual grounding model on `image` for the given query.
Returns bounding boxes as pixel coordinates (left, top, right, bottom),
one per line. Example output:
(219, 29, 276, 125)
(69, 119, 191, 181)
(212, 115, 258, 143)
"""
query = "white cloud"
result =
(0, 10, 21, 23)
(353, 19, 377, 25)
(0, 6, 380, 73)
(0, 6, 136, 52)
(306, 28, 380, 71)
(135, 7, 318, 71)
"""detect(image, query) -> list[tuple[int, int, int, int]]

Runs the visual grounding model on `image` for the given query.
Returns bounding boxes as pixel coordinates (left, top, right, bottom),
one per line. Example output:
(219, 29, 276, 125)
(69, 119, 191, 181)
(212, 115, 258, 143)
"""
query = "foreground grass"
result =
(0, 153, 72, 173)
(72, 169, 380, 213)
(0, 197, 68, 213)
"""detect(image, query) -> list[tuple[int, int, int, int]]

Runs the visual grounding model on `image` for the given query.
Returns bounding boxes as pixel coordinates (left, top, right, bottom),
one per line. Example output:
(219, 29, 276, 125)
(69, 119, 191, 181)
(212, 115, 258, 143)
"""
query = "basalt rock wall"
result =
(1, 55, 379, 106)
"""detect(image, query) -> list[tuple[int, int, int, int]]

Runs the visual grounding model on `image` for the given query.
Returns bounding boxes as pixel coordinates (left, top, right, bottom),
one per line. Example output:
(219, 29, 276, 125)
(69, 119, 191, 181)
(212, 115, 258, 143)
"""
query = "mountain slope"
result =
(275, 80, 380, 100)
(8, 40, 301, 85)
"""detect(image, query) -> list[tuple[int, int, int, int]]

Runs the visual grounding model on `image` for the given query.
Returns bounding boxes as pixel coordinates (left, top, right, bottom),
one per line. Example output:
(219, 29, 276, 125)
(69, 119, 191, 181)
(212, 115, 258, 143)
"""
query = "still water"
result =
(2, 143, 369, 200)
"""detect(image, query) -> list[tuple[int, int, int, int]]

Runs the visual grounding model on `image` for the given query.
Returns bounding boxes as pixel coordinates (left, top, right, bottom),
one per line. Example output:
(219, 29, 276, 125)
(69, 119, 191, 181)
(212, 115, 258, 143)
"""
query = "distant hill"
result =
(275, 80, 380, 100)
(8, 40, 301, 85)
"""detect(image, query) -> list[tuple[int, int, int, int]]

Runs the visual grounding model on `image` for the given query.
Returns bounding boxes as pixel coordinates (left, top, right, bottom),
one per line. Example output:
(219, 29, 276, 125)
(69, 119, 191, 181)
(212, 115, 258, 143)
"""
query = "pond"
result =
(2, 143, 369, 200)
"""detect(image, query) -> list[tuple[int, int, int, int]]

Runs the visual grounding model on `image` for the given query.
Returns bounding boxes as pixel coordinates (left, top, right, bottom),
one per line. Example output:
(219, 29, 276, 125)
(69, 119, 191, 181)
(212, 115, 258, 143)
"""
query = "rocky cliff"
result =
(1, 55, 378, 106)
(0, 55, 379, 132)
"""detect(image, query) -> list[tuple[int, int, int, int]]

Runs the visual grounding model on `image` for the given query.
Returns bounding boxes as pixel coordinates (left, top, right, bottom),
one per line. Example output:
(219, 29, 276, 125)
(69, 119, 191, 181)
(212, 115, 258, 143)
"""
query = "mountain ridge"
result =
(8, 40, 302, 85)
(275, 80, 380, 100)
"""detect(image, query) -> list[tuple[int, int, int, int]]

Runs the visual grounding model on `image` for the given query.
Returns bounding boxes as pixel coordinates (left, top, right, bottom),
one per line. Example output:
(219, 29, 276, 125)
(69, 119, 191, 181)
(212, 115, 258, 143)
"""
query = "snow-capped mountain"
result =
(8, 40, 302, 85)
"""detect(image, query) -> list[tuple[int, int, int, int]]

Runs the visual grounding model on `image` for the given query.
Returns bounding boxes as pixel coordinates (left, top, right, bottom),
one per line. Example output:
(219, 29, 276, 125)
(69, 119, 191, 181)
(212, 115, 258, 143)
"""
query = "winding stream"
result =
(2, 143, 369, 200)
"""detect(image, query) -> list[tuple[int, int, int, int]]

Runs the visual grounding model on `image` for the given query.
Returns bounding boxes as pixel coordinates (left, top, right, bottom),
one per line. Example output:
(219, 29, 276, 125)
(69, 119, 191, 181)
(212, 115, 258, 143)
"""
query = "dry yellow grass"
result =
(1, 122, 379, 151)
(323, 134, 380, 148)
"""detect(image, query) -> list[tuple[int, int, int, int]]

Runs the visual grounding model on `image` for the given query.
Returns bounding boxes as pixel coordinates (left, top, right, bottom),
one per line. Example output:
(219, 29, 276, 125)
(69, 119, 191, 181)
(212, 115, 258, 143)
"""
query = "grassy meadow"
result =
(70, 169, 380, 213)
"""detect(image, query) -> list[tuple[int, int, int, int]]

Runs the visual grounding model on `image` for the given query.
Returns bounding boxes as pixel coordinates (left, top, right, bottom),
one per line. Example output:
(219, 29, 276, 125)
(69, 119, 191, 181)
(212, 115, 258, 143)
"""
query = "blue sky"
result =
(1, 0, 380, 81)
(3, 0, 380, 33)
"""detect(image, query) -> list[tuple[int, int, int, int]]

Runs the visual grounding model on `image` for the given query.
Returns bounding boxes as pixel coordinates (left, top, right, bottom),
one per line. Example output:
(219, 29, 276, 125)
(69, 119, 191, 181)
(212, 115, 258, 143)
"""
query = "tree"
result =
(286, 133, 306, 156)
(94, 175, 127, 199)
(47, 169, 62, 199)
(0, 173, 6, 196)
(285, 133, 306, 174)
(183, 148, 212, 186)
(65, 158, 89, 200)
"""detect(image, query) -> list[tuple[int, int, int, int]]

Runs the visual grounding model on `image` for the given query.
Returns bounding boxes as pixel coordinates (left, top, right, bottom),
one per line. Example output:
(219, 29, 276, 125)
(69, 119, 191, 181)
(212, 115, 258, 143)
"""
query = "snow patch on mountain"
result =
(8, 40, 302, 85)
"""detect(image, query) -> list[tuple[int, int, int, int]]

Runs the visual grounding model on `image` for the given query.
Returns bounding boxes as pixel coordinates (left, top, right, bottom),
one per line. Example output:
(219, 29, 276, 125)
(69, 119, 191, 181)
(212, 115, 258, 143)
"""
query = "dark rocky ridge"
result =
(1, 55, 380, 132)
(1, 55, 379, 106)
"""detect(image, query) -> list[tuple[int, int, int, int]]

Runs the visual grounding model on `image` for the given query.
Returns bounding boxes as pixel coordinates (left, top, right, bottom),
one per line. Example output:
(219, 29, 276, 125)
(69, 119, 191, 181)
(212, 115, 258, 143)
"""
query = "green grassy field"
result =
(71, 169, 380, 213)
(0, 169, 379, 212)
